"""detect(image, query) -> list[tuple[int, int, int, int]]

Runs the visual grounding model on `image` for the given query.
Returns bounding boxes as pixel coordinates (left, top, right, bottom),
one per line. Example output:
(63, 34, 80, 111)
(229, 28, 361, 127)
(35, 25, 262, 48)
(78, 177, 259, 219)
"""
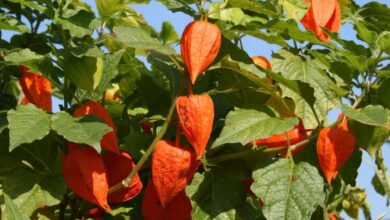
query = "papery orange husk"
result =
(87, 208, 104, 220)
(252, 56, 271, 70)
(181, 20, 221, 84)
(317, 127, 356, 183)
(142, 182, 192, 220)
(301, 0, 341, 42)
(74, 101, 120, 154)
(252, 56, 272, 83)
(328, 213, 338, 220)
(19, 66, 52, 112)
(62, 142, 111, 211)
(102, 150, 142, 203)
(152, 140, 196, 206)
(254, 117, 307, 154)
(176, 94, 214, 158)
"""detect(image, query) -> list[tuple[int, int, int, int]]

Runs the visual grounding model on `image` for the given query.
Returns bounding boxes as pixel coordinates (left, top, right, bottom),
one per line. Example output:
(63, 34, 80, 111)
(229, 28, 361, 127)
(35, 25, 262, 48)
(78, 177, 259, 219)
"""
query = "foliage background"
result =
(1, 0, 390, 219)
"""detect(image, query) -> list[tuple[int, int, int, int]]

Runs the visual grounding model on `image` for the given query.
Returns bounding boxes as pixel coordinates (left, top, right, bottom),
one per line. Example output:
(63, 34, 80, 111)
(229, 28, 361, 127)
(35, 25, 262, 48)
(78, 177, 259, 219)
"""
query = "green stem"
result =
(374, 149, 390, 201)
(108, 95, 179, 194)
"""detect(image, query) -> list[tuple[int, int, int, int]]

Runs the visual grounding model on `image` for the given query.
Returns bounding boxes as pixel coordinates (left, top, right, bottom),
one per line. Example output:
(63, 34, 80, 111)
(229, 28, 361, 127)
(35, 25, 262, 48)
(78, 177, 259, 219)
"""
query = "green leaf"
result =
(281, 0, 310, 21)
(378, 77, 390, 109)
(358, 2, 390, 34)
(209, 2, 252, 26)
(186, 172, 247, 219)
(122, 131, 153, 160)
(0, 115, 8, 133)
(76, 49, 125, 100)
(2, 193, 29, 220)
(67, 46, 105, 58)
(212, 108, 298, 148)
(159, 21, 179, 45)
(349, 121, 389, 157)
(272, 50, 340, 129)
(341, 105, 390, 128)
(96, 0, 126, 17)
(377, 31, 390, 54)
(0, 13, 29, 33)
(54, 10, 99, 38)
(7, 104, 51, 151)
(63, 54, 104, 91)
(4, 48, 44, 64)
(2, 168, 67, 217)
(156, 0, 196, 16)
(251, 159, 325, 220)
(113, 26, 176, 55)
(338, 145, 362, 186)
(51, 111, 112, 152)
(354, 20, 377, 49)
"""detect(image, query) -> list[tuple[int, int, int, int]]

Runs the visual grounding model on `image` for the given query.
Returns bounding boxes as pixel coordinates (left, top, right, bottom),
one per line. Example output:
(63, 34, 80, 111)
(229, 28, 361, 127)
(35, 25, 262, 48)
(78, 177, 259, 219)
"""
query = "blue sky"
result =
(2, 0, 390, 219)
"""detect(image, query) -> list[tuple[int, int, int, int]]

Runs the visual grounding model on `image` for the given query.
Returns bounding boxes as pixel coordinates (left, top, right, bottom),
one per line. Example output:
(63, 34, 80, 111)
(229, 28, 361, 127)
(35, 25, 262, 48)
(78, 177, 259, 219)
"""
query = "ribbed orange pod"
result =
(254, 117, 307, 154)
(181, 20, 221, 84)
(252, 56, 272, 83)
(62, 143, 111, 211)
(152, 140, 196, 206)
(317, 127, 355, 183)
(142, 182, 192, 220)
(73, 101, 120, 154)
(102, 150, 142, 203)
(19, 66, 52, 112)
(176, 94, 214, 159)
(301, 0, 341, 42)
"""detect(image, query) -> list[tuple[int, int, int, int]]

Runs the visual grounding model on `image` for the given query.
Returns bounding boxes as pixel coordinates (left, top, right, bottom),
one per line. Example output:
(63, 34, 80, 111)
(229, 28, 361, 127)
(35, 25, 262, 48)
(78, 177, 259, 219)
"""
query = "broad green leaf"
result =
(378, 77, 390, 109)
(212, 57, 298, 116)
(341, 105, 390, 128)
(156, 0, 196, 16)
(272, 50, 340, 129)
(212, 108, 298, 148)
(63, 54, 104, 91)
(216, 69, 270, 109)
(209, 2, 255, 25)
(67, 46, 104, 58)
(266, 19, 324, 44)
(2, 193, 29, 220)
(377, 31, 390, 54)
(113, 26, 175, 55)
(96, 0, 126, 17)
(122, 131, 153, 160)
(4, 48, 44, 64)
(159, 21, 179, 45)
(7, 104, 51, 151)
(251, 159, 325, 220)
(349, 121, 389, 157)
(7, 0, 48, 13)
(51, 111, 112, 152)
(0, 116, 7, 133)
(354, 20, 377, 49)
(2, 168, 66, 217)
(338, 145, 362, 186)
(281, 0, 310, 21)
(76, 49, 125, 100)
(226, 0, 279, 16)
(54, 10, 99, 38)
(186, 172, 247, 219)
(358, 2, 390, 33)
(136, 74, 171, 115)
(0, 13, 29, 33)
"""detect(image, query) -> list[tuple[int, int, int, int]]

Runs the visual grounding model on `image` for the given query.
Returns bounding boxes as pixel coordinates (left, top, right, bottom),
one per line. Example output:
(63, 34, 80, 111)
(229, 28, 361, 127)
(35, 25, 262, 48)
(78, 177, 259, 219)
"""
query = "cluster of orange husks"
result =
(17, 1, 346, 218)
